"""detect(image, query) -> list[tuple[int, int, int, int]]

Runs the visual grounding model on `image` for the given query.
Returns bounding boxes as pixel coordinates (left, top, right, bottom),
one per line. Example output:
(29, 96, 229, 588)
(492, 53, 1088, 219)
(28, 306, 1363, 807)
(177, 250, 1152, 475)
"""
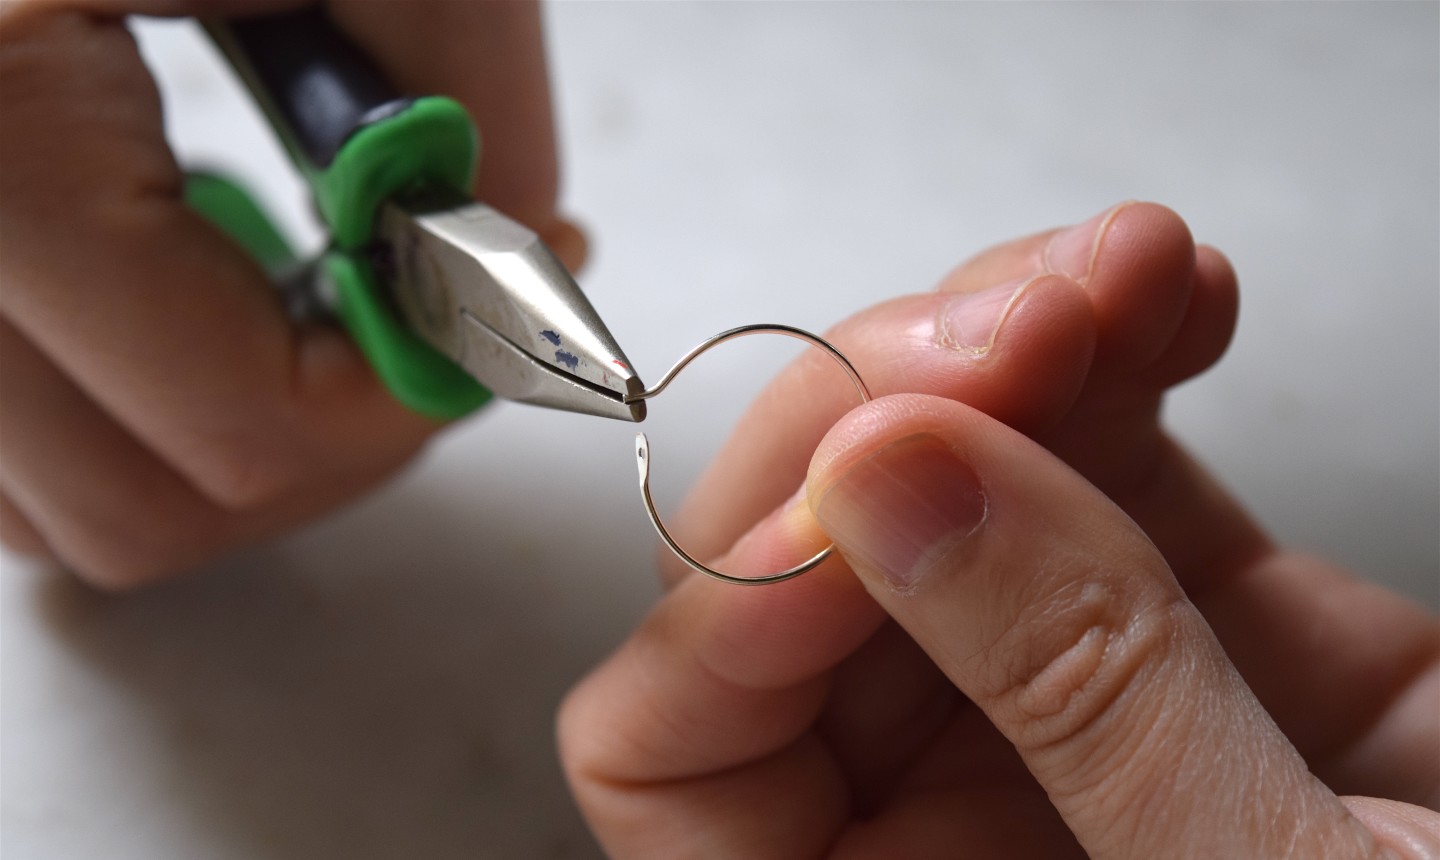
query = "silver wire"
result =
(629, 324, 872, 586)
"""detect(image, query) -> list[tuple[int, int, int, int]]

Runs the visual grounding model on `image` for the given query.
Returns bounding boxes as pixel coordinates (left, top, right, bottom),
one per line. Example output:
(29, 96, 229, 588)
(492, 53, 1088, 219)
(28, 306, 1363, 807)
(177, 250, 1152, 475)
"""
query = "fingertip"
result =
(910, 274, 1096, 434)
(294, 322, 443, 437)
(1087, 201, 1197, 368)
(806, 394, 1003, 526)
(1141, 243, 1241, 386)
(983, 274, 1096, 431)
(295, 323, 368, 393)
(1105, 201, 1196, 265)
(543, 218, 589, 274)
(1195, 245, 1241, 348)
(1195, 243, 1239, 292)
(807, 394, 948, 501)
(1340, 797, 1440, 858)
(0, 490, 55, 561)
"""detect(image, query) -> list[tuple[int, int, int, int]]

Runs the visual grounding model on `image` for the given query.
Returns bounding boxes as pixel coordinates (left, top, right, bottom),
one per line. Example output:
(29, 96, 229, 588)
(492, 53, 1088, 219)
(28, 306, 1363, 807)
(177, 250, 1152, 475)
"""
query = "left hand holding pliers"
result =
(0, 0, 594, 587)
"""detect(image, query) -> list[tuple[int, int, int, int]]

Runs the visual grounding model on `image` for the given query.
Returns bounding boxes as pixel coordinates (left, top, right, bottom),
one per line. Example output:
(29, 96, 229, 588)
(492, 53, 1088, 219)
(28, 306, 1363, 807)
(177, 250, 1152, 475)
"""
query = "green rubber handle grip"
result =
(204, 10, 491, 419)
(308, 95, 492, 418)
(184, 172, 297, 272)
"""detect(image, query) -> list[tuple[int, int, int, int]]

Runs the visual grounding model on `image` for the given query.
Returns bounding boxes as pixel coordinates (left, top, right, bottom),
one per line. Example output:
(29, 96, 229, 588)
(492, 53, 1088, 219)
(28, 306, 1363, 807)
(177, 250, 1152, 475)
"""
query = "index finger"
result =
(558, 498, 883, 857)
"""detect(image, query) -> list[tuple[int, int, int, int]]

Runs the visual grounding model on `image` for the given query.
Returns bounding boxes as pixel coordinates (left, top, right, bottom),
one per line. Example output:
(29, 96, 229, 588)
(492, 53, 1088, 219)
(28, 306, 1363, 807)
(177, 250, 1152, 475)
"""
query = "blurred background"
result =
(4, 3, 1436, 857)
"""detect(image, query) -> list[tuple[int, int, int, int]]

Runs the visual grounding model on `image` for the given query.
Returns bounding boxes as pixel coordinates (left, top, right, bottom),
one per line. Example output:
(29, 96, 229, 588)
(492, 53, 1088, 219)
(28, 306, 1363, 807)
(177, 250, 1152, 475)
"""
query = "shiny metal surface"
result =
(376, 188, 645, 422)
(630, 324, 872, 585)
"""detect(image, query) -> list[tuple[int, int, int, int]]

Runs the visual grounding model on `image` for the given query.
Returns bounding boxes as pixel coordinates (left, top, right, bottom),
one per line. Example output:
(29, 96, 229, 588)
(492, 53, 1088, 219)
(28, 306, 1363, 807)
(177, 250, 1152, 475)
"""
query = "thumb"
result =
(806, 394, 1379, 859)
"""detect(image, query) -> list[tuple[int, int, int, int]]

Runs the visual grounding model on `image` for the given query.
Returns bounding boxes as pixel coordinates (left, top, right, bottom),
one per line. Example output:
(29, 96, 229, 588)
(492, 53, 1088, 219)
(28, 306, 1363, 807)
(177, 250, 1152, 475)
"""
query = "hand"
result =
(0, 0, 581, 587)
(559, 204, 1439, 857)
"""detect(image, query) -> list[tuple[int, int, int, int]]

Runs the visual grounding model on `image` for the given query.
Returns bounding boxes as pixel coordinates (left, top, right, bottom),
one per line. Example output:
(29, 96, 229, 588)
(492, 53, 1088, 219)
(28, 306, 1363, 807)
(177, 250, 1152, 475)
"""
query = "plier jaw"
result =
(376, 189, 646, 423)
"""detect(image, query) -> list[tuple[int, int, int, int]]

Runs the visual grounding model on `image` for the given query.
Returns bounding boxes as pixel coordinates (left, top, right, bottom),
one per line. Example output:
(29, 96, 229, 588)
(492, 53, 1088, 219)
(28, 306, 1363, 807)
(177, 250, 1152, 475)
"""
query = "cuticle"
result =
(1043, 200, 1134, 285)
(977, 278, 1037, 354)
(1083, 200, 1133, 282)
(934, 275, 1041, 356)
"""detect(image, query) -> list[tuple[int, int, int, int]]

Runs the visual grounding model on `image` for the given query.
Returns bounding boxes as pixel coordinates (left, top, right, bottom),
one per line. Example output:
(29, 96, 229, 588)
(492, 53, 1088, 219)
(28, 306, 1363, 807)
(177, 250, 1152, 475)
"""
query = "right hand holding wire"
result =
(558, 204, 1440, 857)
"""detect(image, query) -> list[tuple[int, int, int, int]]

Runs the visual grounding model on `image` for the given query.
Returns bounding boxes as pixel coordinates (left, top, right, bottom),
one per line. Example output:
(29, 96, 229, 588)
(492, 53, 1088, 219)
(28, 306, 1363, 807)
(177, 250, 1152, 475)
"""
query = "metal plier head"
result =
(375, 187, 646, 423)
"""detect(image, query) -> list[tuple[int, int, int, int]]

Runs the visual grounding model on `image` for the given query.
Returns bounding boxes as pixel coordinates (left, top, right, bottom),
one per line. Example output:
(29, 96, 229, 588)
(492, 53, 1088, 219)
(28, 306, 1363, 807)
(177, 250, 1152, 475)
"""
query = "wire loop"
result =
(627, 324, 872, 585)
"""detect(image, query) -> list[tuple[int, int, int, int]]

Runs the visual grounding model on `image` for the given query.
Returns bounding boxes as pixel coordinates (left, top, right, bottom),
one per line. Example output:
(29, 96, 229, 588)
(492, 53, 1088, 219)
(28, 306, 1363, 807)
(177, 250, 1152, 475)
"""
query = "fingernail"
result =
(1043, 202, 1129, 284)
(814, 434, 986, 592)
(935, 276, 1033, 355)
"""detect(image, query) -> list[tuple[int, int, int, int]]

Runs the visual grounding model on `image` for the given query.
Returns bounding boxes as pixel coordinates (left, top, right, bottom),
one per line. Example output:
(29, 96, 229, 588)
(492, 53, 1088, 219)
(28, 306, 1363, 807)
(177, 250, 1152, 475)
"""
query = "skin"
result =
(0, 0, 581, 588)
(558, 203, 1440, 858)
(2, 4, 1433, 854)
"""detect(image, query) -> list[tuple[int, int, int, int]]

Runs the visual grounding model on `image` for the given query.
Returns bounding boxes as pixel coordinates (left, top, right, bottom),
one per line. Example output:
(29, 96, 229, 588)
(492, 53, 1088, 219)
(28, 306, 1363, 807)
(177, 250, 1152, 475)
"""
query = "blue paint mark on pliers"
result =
(555, 350, 580, 371)
(540, 330, 562, 346)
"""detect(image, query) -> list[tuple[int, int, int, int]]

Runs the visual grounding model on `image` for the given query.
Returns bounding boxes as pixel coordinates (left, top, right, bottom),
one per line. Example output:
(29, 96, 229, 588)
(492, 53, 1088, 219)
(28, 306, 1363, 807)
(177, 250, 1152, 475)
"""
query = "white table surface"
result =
(4, 3, 1436, 857)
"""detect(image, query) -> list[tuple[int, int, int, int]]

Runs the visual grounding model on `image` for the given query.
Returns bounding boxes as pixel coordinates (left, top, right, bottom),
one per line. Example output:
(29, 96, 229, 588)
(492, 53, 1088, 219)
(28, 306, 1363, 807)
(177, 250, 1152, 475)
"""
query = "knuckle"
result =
(187, 445, 299, 512)
(555, 674, 608, 784)
(0, 508, 52, 559)
(555, 685, 585, 760)
(0, 1, 59, 42)
(177, 403, 430, 513)
(0, 3, 176, 215)
(971, 574, 1215, 837)
(185, 429, 416, 513)
(0, 530, 52, 559)
(53, 507, 228, 591)
(175, 423, 321, 512)
(981, 574, 1188, 757)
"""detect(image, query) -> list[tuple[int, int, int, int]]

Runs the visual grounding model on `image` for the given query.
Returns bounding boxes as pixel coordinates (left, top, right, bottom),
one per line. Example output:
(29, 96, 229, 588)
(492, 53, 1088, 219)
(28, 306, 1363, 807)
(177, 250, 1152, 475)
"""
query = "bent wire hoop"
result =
(626, 324, 872, 586)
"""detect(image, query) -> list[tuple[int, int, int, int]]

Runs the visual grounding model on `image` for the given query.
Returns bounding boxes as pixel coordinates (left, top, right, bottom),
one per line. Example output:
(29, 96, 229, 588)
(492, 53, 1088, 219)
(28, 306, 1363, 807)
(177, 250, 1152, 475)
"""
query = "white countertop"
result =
(4, 3, 1436, 857)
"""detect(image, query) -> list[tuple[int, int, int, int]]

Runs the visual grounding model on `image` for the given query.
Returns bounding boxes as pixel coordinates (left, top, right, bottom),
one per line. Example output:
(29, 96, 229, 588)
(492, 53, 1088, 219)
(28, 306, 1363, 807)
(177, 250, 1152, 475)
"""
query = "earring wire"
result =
(627, 324, 872, 585)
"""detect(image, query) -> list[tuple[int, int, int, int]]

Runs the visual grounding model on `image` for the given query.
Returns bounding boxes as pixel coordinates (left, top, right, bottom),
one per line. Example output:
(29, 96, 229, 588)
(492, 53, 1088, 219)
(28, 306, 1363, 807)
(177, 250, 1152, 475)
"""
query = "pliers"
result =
(190, 7, 645, 423)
